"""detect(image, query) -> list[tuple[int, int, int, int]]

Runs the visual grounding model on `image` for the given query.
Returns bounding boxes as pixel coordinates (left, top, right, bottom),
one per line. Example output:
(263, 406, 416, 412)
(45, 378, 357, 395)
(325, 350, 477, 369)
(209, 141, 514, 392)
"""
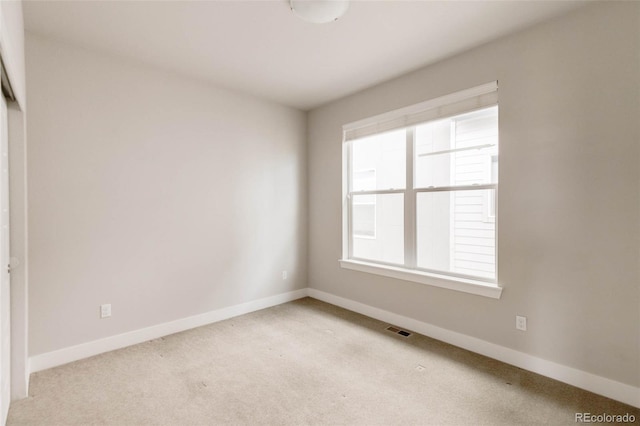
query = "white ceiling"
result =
(24, 0, 587, 111)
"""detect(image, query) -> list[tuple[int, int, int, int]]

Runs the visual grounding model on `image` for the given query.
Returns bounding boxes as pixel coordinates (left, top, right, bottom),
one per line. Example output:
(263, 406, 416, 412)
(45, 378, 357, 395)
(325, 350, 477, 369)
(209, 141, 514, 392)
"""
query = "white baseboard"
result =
(29, 288, 309, 374)
(27, 287, 640, 409)
(307, 288, 640, 409)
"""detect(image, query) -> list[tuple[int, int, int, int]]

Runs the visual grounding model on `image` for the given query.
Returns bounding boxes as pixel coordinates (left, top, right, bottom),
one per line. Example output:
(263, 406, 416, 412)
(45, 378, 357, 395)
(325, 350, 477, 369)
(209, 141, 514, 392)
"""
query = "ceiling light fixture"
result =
(290, 0, 349, 24)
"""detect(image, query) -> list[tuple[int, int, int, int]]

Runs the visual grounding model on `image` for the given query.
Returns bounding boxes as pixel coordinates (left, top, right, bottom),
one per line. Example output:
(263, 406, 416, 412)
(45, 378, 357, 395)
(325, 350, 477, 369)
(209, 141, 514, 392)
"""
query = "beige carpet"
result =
(8, 298, 639, 425)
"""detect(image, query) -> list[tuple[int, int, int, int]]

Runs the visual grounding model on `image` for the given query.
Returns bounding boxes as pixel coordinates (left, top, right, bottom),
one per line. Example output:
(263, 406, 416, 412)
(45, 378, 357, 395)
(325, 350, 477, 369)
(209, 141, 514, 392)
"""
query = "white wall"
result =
(308, 1, 640, 389)
(26, 35, 307, 356)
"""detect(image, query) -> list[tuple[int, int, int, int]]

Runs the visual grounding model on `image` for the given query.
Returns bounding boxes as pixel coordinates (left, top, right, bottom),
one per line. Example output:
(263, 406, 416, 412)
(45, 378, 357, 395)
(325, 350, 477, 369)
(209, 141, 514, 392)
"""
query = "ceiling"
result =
(24, 0, 587, 111)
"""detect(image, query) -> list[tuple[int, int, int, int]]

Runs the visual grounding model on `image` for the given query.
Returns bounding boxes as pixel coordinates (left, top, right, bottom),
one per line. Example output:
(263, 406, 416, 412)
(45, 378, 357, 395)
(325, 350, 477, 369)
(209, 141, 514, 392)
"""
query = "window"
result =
(341, 82, 502, 299)
(350, 130, 405, 264)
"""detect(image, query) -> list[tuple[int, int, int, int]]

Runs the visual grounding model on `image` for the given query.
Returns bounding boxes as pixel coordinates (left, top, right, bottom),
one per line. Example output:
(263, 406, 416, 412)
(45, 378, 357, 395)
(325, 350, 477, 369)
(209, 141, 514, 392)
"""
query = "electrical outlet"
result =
(100, 304, 111, 319)
(516, 315, 527, 331)
(282, 271, 287, 280)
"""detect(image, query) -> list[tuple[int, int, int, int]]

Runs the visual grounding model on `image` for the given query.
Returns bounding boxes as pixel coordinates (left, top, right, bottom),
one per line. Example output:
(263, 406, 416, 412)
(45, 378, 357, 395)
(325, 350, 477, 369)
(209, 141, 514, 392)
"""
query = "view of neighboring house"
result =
(351, 106, 498, 280)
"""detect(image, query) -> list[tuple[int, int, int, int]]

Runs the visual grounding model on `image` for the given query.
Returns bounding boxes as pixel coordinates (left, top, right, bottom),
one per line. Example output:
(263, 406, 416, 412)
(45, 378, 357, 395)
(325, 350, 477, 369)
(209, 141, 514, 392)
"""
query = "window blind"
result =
(343, 81, 498, 142)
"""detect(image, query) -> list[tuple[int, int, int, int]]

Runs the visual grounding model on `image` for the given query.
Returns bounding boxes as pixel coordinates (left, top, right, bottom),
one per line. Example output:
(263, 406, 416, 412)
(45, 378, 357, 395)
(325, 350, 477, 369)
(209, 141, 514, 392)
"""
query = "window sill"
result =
(339, 259, 503, 299)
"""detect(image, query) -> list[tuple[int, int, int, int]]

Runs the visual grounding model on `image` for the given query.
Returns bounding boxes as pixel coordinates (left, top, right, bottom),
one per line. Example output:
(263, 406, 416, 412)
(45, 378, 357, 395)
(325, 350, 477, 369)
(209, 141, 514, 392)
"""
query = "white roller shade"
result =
(343, 81, 498, 142)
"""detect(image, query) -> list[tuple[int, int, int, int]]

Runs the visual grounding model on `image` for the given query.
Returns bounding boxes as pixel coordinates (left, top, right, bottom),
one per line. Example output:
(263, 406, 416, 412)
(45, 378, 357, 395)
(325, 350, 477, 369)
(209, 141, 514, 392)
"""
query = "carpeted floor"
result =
(8, 298, 639, 425)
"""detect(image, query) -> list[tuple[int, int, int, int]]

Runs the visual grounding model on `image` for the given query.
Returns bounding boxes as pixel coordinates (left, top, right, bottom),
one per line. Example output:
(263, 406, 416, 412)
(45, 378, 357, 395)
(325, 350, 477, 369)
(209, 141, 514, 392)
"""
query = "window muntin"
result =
(346, 105, 498, 284)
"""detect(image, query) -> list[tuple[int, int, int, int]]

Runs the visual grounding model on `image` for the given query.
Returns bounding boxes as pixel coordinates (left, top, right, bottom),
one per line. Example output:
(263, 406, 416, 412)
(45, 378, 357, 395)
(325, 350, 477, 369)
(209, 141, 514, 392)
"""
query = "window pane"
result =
(415, 106, 498, 188)
(352, 193, 404, 264)
(352, 194, 376, 238)
(417, 190, 495, 280)
(352, 129, 406, 191)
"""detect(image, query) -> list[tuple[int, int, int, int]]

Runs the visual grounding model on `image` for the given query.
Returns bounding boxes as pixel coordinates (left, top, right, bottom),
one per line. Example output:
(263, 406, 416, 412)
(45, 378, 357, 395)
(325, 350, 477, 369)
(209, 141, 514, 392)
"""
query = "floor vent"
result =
(386, 326, 412, 337)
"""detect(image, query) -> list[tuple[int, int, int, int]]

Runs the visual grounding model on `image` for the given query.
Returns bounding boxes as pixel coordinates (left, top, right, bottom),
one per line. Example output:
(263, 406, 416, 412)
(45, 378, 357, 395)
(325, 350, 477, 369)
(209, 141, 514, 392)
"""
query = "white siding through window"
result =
(451, 109, 498, 278)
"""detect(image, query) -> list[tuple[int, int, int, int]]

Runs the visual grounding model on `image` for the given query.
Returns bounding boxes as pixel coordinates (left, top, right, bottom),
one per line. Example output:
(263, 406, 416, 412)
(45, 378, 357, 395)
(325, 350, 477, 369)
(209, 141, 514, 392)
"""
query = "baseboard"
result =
(26, 287, 640, 408)
(307, 288, 640, 409)
(29, 288, 309, 373)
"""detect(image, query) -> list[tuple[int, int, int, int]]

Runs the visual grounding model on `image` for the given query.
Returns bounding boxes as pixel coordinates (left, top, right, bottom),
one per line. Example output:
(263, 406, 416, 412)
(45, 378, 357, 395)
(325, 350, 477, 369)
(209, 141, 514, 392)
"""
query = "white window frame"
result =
(340, 82, 503, 299)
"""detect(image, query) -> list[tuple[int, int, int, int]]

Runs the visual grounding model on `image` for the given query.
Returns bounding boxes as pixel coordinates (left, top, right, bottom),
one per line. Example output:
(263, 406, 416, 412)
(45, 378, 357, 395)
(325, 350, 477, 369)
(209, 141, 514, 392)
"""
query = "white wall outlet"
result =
(516, 315, 527, 331)
(100, 304, 111, 319)
(282, 271, 287, 280)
